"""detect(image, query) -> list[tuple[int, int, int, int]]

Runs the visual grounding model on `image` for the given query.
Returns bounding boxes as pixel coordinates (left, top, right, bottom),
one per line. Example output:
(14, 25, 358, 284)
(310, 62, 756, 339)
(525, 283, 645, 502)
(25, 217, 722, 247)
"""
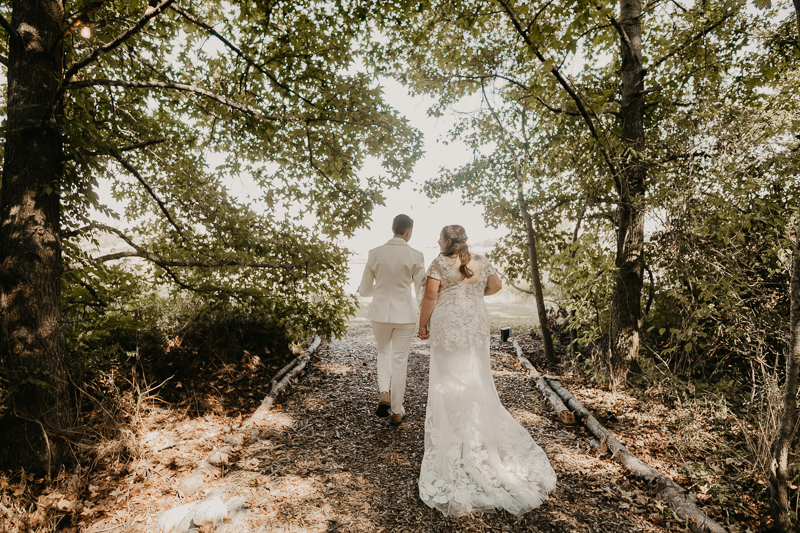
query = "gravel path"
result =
(208, 327, 679, 532)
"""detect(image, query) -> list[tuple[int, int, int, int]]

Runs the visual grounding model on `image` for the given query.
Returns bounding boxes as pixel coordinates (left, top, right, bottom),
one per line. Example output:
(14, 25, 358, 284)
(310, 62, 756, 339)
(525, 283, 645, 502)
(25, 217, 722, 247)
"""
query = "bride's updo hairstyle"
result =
(441, 225, 474, 279)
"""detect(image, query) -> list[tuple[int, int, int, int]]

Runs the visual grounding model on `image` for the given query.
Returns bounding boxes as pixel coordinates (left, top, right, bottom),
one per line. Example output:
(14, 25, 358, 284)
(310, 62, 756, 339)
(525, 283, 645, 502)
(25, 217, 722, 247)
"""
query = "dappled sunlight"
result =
(259, 410, 297, 434)
(506, 408, 550, 427)
(317, 362, 354, 375)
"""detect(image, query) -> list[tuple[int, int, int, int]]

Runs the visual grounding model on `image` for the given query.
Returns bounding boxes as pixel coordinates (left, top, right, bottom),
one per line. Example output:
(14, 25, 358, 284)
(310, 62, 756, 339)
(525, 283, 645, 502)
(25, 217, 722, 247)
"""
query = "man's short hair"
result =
(392, 214, 414, 235)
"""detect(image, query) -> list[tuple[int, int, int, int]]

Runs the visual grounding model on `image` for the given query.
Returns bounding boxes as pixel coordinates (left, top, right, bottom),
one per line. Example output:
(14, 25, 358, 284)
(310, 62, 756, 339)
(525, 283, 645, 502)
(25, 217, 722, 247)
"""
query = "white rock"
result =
(178, 472, 204, 498)
(207, 451, 229, 466)
(229, 508, 251, 522)
(157, 503, 192, 532)
(202, 488, 225, 501)
(191, 496, 228, 528)
(224, 496, 246, 511)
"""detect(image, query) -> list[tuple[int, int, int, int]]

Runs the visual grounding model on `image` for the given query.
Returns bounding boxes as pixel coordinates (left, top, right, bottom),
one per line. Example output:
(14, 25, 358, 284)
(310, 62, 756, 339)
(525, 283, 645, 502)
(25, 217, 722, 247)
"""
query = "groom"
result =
(358, 214, 425, 425)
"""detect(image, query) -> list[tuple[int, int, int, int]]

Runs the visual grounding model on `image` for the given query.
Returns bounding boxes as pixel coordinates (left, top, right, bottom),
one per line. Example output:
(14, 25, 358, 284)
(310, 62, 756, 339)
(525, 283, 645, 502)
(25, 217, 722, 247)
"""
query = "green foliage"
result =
(372, 0, 800, 385)
(0, 0, 425, 351)
(646, 190, 795, 378)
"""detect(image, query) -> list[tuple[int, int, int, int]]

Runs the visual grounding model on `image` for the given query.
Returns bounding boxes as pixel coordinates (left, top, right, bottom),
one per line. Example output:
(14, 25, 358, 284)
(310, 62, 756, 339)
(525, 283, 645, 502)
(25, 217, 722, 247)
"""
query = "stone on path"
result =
(157, 488, 251, 532)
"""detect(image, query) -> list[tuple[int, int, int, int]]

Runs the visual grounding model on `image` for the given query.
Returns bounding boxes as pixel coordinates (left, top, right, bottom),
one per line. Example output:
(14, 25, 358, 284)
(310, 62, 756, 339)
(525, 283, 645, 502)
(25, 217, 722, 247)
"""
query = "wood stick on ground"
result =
(512, 341, 575, 424)
(546, 378, 727, 533)
(270, 353, 303, 392)
(244, 336, 322, 429)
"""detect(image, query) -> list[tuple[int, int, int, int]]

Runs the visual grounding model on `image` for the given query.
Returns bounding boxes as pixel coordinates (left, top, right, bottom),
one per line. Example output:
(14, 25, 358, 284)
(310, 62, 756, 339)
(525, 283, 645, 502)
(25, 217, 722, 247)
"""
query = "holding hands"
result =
(418, 324, 430, 340)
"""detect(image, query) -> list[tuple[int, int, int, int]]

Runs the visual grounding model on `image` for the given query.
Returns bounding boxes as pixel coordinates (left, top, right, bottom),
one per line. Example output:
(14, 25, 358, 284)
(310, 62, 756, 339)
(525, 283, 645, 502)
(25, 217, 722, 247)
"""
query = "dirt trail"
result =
(176, 326, 680, 533)
(66, 327, 698, 533)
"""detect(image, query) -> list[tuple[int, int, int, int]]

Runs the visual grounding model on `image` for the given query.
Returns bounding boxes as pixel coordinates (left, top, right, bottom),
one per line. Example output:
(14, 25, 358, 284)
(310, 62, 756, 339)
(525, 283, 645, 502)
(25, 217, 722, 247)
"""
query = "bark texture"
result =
(769, 218, 800, 532)
(608, 0, 646, 389)
(0, 2, 70, 430)
(514, 159, 556, 364)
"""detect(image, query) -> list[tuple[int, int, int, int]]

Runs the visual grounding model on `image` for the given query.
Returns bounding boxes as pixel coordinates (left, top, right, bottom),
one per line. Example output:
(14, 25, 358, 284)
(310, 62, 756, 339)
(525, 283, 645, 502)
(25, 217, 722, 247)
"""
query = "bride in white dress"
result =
(416, 225, 557, 517)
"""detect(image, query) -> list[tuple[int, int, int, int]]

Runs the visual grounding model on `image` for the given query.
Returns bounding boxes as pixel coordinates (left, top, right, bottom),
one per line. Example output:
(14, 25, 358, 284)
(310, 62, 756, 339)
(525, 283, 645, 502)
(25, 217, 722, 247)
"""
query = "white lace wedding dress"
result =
(418, 254, 557, 517)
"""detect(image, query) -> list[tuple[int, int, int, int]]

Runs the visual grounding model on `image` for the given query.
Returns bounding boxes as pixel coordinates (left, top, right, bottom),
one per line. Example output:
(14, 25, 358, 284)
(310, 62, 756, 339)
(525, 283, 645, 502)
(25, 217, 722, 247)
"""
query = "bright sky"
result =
(342, 78, 506, 262)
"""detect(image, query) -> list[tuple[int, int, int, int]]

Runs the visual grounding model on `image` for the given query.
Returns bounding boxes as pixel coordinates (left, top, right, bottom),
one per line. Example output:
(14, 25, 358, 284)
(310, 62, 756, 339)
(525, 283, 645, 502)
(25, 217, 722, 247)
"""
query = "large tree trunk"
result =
(769, 217, 800, 531)
(607, 0, 646, 390)
(514, 159, 557, 365)
(0, 2, 71, 435)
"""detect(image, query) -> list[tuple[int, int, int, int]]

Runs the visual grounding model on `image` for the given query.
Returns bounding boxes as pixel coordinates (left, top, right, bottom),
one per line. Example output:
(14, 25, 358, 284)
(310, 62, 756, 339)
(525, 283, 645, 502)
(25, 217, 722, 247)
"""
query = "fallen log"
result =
(512, 341, 575, 425)
(244, 336, 322, 429)
(270, 353, 304, 392)
(153, 336, 322, 451)
(546, 378, 727, 533)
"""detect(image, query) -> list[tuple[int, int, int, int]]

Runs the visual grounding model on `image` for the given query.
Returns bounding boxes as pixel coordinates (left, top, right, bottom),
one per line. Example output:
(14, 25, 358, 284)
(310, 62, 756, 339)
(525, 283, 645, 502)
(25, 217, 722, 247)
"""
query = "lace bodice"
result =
(426, 254, 497, 352)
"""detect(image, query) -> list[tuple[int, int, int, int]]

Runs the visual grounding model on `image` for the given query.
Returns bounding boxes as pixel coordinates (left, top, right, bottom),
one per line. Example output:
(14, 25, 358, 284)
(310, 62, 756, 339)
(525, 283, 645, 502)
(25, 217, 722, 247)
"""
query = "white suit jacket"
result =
(358, 238, 425, 324)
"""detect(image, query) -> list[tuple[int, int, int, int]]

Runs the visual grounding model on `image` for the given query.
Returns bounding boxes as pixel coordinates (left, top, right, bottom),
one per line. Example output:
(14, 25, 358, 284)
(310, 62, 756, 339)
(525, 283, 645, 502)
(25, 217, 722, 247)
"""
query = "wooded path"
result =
(167, 326, 688, 533)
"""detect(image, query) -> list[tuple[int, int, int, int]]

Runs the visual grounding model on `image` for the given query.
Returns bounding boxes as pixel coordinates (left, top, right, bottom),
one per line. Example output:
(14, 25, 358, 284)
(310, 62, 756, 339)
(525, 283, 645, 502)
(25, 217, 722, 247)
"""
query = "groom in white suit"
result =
(358, 214, 425, 425)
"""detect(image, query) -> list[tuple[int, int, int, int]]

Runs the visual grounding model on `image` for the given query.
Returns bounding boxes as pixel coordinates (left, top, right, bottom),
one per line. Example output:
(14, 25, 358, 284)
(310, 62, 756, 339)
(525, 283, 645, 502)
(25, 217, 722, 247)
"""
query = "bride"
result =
(416, 225, 557, 517)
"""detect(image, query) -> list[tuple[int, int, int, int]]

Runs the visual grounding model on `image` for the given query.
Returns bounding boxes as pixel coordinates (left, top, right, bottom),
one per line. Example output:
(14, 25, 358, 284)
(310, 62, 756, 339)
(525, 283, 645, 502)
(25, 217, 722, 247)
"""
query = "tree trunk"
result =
(607, 0, 646, 390)
(514, 159, 557, 365)
(769, 218, 800, 532)
(0, 2, 70, 433)
(567, 200, 587, 358)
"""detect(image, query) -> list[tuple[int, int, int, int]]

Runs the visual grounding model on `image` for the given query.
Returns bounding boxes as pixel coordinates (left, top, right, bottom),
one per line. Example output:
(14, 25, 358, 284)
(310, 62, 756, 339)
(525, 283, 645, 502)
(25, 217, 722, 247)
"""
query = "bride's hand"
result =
(418, 325, 429, 340)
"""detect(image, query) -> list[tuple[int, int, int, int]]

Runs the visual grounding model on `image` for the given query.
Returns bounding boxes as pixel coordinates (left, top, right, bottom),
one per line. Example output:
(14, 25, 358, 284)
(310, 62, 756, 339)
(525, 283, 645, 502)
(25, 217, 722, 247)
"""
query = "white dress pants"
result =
(371, 321, 415, 416)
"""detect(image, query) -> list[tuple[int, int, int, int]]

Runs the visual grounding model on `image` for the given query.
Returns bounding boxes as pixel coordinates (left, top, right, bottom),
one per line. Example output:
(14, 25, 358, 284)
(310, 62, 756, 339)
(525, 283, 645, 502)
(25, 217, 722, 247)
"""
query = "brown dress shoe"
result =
(390, 413, 403, 425)
(376, 391, 391, 418)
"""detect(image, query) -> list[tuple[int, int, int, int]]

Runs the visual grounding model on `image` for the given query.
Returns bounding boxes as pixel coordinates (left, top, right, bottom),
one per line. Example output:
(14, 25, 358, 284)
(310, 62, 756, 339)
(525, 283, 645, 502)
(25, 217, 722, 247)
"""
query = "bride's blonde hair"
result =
(441, 225, 473, 279)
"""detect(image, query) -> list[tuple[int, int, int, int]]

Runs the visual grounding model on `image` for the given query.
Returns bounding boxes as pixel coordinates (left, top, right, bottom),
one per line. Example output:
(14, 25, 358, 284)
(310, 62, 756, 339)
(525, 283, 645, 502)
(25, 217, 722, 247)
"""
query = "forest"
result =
(0, 0, 798, 531)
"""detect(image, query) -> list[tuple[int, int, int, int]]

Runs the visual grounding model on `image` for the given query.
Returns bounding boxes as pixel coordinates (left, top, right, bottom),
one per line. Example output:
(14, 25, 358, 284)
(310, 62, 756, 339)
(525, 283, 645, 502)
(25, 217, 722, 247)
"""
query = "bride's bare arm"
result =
(484, 273, 502, 296)
(418, 277, 440, 339)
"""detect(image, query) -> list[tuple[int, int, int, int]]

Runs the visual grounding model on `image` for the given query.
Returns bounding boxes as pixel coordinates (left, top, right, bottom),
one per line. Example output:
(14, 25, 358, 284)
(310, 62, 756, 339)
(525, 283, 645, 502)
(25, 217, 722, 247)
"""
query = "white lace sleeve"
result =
(427, 258, 443, 280)
(483, 256, 497, 277)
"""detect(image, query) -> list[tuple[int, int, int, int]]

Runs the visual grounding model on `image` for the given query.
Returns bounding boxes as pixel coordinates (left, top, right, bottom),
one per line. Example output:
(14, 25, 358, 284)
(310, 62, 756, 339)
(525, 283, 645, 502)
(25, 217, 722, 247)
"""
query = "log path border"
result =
(512, 340, 727, 533)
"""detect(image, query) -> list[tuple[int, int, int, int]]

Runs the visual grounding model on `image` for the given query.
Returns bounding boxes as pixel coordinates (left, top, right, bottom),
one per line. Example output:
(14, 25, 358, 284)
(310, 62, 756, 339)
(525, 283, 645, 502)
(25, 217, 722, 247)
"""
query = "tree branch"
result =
(495, 0, 620, 187)
(68, 79, 286, 122)
(109, 151, 187, 241)
(91, 250, 307, 270)
(497, 269, 535, 294)
(168, 4, 318, 109)
(72, 223, 309, 272)
(533, 95, 580, 116)
(64, 138, 166, 161)
(0, 13, 19, 43)
(647, 10, 735, 73)
(73, 278, 108, 308)
(47, 0, 175, 122)
(606, 14, 642, 70)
